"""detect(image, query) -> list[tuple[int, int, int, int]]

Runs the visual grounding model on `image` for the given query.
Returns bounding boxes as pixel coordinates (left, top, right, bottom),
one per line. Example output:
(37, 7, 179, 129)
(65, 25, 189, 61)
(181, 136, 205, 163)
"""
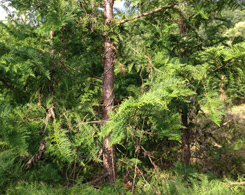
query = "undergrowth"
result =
(4, 167, 245, 195)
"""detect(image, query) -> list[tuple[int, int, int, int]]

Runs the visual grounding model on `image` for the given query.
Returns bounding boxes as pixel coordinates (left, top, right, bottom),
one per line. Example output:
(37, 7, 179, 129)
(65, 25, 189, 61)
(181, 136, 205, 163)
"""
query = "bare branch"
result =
(140, 145, 160, 187)
(202, 119, 233, 135)
(119, 159, 150, 185)
(166, 17, 179, 24)
(188, 13, 195, 18)
(227, 182, 245, 186)
(59, 107, 84, 115)
(89, 82, 104, 88)
(62, 63, 103, 81)
(13, 117, 45, 123)
(212, 60, 231, 72)
(24, 139, 47, 170)
(23, 76, 30, 90)
(0, 78, 13, 92)
(186, 81, 194, 86)
(89, 75, 103, 80)
(120, 4, 176, 24)
(63, 63, 82, 73)
(73, 120, 109, 128)
(82, 172, 111, 185)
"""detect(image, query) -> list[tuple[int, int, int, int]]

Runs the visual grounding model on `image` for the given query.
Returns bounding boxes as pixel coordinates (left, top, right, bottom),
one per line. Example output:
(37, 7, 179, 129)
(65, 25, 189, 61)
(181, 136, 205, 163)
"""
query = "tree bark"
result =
(181, 110, 191, 164)
(102, 0, 117, 184)
(179, 6, 191, 164)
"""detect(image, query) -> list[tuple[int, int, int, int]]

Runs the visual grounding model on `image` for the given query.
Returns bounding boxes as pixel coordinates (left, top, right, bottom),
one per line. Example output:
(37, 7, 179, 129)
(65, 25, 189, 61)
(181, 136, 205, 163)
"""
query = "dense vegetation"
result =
(0, 0, 244, 194)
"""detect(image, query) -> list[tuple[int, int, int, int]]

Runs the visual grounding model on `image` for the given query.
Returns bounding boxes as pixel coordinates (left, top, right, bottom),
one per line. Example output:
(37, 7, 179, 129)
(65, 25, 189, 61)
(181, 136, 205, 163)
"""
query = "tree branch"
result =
(73, 120, 109, 128)
(188, 13, 195, 18)
(89, 75, 103, 80)
(166, 17, 179, 24)
(63, 63, 82, 73)
(82, 172, 111, 185)
(89, 82, 103, 88)
(186, 60, 234, 86)
(121, 42, 163, 73)
(120, 4, 176, 24)
(202, 119, 233, 135)
(119, 159, 150, 185)
(62, 63, 103, 81)
(0, 78, 13, 92)
(24, 139, 47, 170)
(13, 117, 45, 123)
(212, 60, 232, 72)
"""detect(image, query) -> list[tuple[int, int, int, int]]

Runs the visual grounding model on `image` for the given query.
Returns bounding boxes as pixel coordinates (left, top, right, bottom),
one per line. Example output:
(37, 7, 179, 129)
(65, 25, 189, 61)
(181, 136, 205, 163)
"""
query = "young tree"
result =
(102, 0, 117, 184)
(0, 0, 244, 188)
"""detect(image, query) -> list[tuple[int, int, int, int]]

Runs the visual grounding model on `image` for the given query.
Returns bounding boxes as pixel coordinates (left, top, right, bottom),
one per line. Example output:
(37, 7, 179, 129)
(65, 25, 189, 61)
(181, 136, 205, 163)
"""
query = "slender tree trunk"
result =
(102, 0, 117, 184)
(179, 16, 187, 41)
(179, 6, 191, 164)
(181, 108, 191, 164)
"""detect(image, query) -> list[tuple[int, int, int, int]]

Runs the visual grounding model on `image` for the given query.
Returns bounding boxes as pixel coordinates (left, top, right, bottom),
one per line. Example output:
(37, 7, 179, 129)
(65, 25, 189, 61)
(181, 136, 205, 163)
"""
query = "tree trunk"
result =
(179, 7, 191, 164)
(181, 110, 191, 164)
(102, 0, 117, 184)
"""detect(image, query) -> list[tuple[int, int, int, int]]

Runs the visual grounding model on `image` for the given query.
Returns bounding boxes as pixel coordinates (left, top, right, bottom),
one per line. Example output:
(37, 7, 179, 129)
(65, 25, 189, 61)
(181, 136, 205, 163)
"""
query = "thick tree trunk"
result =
(102, 0, 117, 184)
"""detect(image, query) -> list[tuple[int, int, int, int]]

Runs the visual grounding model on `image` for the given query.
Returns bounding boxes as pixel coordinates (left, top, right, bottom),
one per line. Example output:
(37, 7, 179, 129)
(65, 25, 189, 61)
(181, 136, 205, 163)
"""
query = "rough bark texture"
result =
(102, 0, 117, 184)
(179, 8, 191, 164)
(179, 16, 187, 40)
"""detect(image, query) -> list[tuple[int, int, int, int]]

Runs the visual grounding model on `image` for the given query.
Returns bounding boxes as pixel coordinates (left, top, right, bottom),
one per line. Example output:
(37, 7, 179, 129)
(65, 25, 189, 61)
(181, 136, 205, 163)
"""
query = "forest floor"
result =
(227, 103, 245, 125)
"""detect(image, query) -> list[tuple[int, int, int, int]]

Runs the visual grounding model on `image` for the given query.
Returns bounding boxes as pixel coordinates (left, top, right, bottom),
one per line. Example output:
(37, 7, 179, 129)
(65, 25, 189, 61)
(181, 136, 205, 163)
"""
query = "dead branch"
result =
(42, 103, 55, 135)
(13, 117, 45, 123)
(167, 17, 179, 24)
(140, 146, 160, 186)
(202, 119, 233, 135)
(188, 13, 195, 18)
(120, 4, 176, 24)
(24, 139, 47, 170)
(119, 159, 150, 185)
(0, 78, 13, 92)
(89, 82, 104, 88)
(73, 120, 109, 128)
(81, 172, 111, 185)
(63, 63, 82, 73)
(23, 76, 30, 90)
(61, 62, 103, 84)
(89, 75, 103, 80)
(227, 182, 245, 186)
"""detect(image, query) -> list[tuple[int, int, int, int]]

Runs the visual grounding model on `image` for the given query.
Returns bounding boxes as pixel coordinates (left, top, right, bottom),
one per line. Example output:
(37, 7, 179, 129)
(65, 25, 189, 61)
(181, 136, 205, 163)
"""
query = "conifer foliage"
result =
(0, 0, 244, 193)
